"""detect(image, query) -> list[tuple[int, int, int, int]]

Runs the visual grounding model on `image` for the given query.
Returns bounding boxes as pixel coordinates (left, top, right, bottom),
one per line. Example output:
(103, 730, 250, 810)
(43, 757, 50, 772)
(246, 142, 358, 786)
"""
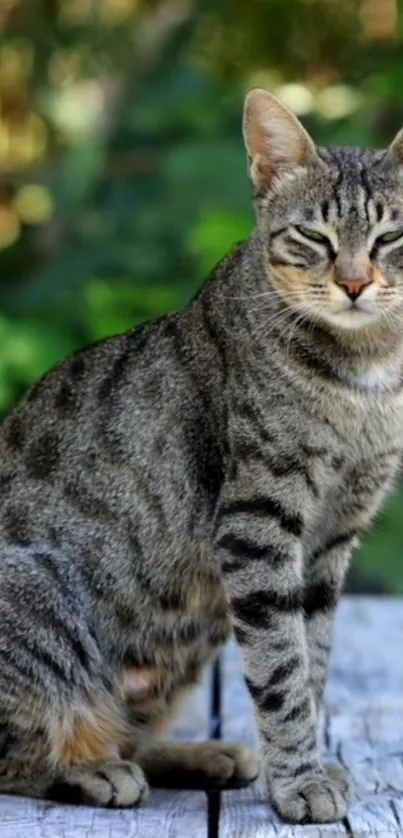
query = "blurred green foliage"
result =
(0, 0, 402, 592)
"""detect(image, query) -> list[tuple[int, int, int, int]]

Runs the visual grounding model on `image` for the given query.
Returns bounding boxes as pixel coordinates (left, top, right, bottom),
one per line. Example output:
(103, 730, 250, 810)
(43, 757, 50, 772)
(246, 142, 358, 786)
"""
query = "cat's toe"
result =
(54, 760, 150, 808)
(192, 742, 259, 789)
(214, 743, 260, 789)
(324, 762, 355, 799)
(270, 767, 353, 824)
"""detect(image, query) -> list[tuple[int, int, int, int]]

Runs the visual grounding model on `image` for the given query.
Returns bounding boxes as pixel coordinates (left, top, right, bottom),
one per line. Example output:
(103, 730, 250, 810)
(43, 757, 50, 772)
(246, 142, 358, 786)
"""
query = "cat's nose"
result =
(336, 277, 373, 302)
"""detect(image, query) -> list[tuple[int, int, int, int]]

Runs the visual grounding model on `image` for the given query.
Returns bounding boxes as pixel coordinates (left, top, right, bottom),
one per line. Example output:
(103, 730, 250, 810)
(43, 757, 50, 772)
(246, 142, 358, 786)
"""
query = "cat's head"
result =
(244, 88, 403, 332)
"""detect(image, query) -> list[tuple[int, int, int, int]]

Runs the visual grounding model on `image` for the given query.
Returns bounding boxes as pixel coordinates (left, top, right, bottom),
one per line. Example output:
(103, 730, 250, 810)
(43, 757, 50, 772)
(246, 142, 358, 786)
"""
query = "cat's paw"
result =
(204, 742, 259, 789)
(270, 765, 353, 824)
(324, 761, 355, 800)
(49, 760, 150, 808)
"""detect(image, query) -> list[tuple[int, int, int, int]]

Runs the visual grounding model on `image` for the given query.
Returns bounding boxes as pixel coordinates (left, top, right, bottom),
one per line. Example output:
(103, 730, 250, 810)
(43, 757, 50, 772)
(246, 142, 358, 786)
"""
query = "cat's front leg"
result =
(306, 449, 400, 714)
(305, 534, 357, 713)
(215, 489, 353, 825)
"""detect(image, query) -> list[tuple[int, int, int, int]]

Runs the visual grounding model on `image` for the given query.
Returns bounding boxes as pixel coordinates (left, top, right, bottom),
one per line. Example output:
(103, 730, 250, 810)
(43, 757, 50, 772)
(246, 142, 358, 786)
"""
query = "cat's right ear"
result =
(243, 89, 318, 193)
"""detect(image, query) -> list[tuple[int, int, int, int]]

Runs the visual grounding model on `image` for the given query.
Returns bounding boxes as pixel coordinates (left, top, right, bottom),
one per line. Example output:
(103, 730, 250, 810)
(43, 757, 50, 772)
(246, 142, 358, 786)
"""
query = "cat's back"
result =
(0, 313, 193, 472)
(0, 298, 228, 565)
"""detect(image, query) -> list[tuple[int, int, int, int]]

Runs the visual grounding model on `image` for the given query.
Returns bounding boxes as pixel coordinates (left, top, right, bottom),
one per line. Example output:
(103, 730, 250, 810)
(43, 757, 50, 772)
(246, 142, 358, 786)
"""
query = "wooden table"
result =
(0, 597, 402, 837)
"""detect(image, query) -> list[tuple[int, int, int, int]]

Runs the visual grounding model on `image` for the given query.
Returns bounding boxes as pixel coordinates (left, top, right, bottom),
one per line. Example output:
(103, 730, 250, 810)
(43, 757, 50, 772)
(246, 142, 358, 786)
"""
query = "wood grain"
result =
(220, 597, 403, 837)
(2, 597, 403, 836)
(0, 669, 211, 838)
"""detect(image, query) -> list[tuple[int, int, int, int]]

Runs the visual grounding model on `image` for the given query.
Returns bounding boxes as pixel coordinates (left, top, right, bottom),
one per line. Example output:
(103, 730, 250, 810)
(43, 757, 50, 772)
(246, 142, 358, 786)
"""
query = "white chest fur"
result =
(346, 362, 398, 394)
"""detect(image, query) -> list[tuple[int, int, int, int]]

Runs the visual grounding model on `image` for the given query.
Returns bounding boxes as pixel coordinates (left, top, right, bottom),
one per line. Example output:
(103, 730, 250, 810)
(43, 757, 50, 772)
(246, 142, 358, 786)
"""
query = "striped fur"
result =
(0, 89, 402, 823)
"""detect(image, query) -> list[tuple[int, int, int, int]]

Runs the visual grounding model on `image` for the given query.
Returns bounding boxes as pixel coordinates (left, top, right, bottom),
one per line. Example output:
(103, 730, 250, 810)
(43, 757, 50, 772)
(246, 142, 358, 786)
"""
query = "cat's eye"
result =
(375, 229, 403, 245)
(296, 226, 329, 243)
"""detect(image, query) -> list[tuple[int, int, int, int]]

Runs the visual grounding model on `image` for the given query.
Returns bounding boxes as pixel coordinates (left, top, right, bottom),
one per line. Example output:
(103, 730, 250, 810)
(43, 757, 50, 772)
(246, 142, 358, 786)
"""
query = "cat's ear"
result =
(385, 127, 403, 166)
(243, 89, 318, 192)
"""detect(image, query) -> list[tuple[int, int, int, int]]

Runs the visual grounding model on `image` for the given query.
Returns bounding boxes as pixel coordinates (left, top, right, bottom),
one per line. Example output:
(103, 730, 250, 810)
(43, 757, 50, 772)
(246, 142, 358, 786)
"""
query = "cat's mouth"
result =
(319, 279, 383, 330)
(321, 287, 382, 330)
(324, 307, 380, 331)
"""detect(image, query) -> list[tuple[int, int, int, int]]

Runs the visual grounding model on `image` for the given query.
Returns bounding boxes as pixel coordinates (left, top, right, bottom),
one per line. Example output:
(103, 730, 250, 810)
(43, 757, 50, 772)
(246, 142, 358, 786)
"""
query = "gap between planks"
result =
(0, 667, 213, 838)
(1, 597, 403, 837)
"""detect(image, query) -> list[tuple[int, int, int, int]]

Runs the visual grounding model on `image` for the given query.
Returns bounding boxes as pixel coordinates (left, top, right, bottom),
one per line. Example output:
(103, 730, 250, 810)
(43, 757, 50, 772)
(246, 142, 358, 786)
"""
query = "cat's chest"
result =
(323, 381, 403, 457)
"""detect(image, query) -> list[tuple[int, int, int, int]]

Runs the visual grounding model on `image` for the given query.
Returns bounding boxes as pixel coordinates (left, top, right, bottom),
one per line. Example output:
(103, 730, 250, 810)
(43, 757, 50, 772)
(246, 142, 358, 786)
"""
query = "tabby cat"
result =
(0, 89, 403, 825)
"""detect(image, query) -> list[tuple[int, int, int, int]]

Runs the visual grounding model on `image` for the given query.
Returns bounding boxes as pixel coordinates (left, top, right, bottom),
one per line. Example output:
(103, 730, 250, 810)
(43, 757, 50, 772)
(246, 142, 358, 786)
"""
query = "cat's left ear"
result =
(243, 88, 320, 193)
(385, 127, 403, 165)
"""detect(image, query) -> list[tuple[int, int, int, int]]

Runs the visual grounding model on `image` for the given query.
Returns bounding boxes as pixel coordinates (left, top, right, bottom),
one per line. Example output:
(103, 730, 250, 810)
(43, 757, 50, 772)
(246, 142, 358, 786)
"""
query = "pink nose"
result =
(336, 277, 373, 302)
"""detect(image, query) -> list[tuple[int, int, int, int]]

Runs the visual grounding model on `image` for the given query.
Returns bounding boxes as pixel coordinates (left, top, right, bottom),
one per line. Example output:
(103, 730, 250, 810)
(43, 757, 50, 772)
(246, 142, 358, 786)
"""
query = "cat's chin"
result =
(318, 307, 382, 332)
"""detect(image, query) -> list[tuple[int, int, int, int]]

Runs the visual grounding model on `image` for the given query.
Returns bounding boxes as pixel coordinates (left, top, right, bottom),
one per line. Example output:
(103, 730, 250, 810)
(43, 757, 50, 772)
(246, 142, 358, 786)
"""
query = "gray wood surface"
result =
(219, 596, 403, 838)
(2, 597, 403, 836)
(0, 669, 211, 838)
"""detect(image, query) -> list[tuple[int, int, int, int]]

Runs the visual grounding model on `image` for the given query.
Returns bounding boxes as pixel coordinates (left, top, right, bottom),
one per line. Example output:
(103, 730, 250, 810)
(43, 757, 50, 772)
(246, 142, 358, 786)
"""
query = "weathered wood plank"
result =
(220, 597, 403, 837)
(326, 597, 403, 838)
(0, 669, 211, 837)
(219, 642, 347, 838)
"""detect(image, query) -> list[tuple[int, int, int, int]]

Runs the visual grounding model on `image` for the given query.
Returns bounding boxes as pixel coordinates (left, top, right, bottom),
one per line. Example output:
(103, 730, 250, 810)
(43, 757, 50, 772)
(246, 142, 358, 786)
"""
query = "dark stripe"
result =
(245, 678, 285, 712)
(70, 355, 86, 379)
(154, 617, 202, 646)
(201, 299, 228, 376)
(69, 635, 92, 670)
(232, 588, 302, 628)
(321, 199, 330, 222)
(264, 453, 318, 497)
(291, 761, 318, 778)
(218, 533, 268, 565)
(0, 648, 35, 684)
(360, 166, 372, 225)
(236, 403, 274, 446)
(304, 581, 338, 617)
(219, 534, 287, 571)
(12, 640, 69, 683)
(5, 583, 92, 675)
(245, 656, 301, 710)
(64, 481, 115, 522)
(270, 257, 307, 268)
(33, 550, 72, 600)
(321, 236, 337, 262)
(234, 443, 319, 497)
(283, 695, 311, 723)
(3, 416, 25, 451)
(374, 201, 383, 223)
(285, 337, 337, 381)
(39, 610, 93, 671)
(221, 556, 246, 573)
(259, 690, 285, 713)
(300, 443, 329, 459)
(219, 496, 303, 538)
(270, 226, 289, 241)
(30, 644, 70, 682)
(325, 530, 358, 552)
(267, 655, 301, 686)
(331, 169, 343, 216)
(232, 593, 274, 629)
(312, 529, 358, 562)
(279, 733, 316, 754)
(370, 239, 381, 261)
